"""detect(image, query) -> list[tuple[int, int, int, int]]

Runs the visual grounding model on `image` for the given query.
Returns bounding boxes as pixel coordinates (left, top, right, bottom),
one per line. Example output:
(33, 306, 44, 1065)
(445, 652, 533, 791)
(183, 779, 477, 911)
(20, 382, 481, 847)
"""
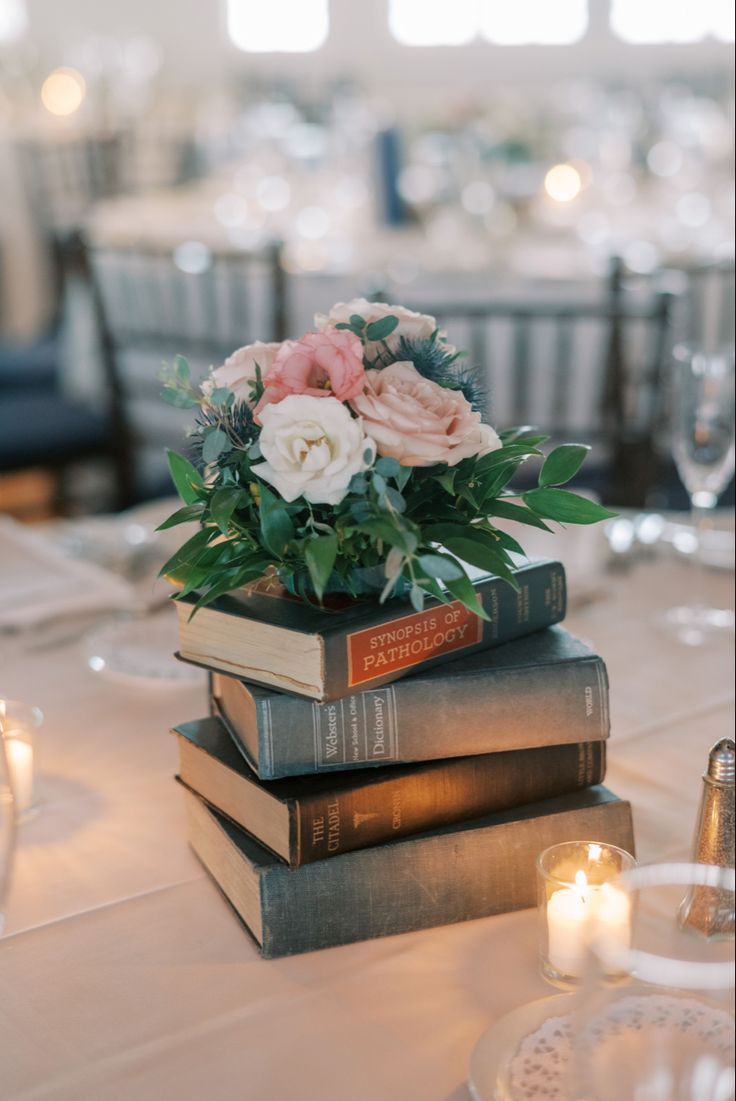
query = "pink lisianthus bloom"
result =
(253, 330, 365, 421)
(350, 361, 501, 467)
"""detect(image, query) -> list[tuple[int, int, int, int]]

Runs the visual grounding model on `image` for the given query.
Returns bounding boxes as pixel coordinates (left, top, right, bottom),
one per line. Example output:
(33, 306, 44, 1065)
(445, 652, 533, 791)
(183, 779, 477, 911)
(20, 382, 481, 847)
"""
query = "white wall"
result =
(23, 0, 735, 115)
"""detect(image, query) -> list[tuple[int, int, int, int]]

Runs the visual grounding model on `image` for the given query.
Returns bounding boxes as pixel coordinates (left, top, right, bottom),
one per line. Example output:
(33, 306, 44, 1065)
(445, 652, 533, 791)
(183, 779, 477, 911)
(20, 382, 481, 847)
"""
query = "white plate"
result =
(84, 610, 205, 688)
(468, 994, 573, 1101)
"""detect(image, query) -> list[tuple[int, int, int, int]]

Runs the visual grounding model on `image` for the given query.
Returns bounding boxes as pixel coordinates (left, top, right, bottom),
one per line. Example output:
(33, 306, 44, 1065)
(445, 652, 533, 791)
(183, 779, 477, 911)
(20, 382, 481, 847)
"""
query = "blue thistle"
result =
(395, 336, 487, 415)
(188, 402, 256, 470)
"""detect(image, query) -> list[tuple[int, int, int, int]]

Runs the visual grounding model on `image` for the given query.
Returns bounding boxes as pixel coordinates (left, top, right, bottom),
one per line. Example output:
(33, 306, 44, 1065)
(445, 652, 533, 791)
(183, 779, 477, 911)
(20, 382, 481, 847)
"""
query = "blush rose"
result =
(350, 361, 501, 467)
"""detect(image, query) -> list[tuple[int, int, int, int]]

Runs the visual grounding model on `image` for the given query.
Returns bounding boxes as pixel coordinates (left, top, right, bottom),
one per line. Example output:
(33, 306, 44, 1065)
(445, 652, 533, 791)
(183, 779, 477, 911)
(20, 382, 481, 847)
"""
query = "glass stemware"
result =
(665, 344, 735, 646)
(0, 736, 16, 936)
(574, 862, 735, 1101)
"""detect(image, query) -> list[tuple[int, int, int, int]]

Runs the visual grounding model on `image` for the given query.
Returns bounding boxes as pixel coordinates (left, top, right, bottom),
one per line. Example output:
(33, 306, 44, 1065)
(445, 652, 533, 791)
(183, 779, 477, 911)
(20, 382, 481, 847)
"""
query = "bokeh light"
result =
(40, 68, 86, 116)
(544, 163, 583, 203)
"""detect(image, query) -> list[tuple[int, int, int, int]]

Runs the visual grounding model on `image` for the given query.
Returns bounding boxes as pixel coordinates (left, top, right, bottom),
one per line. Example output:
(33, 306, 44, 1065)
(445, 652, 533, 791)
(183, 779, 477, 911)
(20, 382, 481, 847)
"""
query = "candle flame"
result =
(575, 870, 588, 891)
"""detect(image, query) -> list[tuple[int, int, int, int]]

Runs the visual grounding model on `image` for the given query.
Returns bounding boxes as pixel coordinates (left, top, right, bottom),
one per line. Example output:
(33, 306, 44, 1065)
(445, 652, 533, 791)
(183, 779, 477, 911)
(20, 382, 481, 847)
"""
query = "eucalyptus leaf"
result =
(365, 315, 399, 341)
(174, 355, 191, 382)
(417, 554, 464, 581)
(202, 428, 230, 465)
(374, 457, 401, 478)
(409, 585, 424, 613)
(160, 388, 197, 409)
(208, 387, 234, 408)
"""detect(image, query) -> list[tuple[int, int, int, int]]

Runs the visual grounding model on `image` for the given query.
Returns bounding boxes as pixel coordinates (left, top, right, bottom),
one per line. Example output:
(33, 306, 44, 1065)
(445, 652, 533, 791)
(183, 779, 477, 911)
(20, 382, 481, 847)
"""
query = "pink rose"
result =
(350, 361, 501, 467)
(253, 330, 365, 420)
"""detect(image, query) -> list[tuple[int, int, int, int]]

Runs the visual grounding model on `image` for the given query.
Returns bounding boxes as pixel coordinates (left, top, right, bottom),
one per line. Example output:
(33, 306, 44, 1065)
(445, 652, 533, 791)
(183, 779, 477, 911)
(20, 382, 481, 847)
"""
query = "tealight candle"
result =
(0, 699, 43, 821)
(5, 737, 34, 814)
(537, 841, 636, 986)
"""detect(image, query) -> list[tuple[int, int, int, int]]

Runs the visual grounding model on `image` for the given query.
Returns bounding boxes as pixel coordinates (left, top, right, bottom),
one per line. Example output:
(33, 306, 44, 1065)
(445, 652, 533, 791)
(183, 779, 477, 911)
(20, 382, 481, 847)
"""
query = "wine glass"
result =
(666, 344, 735, 645)
(0, 734, 16, 936)
(574, 862, 735, 1101)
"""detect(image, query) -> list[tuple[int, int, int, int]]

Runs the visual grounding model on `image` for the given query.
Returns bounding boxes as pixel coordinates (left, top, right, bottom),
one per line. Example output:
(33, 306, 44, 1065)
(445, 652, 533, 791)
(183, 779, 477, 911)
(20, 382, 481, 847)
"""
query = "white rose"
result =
(252, 394, 375, 506)
(315, 298, 445, 357)
(202, 341, 281, 404)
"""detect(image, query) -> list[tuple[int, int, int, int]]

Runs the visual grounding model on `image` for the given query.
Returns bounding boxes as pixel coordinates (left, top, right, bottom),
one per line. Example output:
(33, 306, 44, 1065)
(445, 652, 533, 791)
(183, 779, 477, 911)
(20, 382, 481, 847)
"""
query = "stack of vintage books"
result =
(171, 558, 634, 957)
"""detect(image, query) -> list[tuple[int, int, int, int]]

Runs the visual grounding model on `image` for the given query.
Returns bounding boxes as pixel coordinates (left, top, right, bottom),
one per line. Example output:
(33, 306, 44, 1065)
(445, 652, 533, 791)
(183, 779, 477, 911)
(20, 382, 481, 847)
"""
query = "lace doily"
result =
(507, 994, 735, 1100)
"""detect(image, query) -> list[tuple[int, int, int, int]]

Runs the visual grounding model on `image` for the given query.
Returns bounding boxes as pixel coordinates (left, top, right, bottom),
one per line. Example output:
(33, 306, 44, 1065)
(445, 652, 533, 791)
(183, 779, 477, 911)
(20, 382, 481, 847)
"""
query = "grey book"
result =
(183, 784, 635, 958)
(212, 625, 609, 779)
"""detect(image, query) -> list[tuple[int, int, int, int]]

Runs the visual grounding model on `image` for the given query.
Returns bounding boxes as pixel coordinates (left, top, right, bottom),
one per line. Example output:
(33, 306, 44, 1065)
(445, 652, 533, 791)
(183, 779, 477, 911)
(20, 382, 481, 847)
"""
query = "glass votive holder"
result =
(0, 700, 43, 822)
(537, 840, 637, 988)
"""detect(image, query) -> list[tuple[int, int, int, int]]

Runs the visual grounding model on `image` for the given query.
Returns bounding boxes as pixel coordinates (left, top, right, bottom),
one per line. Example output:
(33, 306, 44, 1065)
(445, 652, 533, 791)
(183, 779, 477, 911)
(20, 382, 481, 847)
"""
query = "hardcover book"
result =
(211, 625, 609, 779)
(173, 714, 606, 866)
(175, 557, 566, 701)
(183, 784, 635, 957)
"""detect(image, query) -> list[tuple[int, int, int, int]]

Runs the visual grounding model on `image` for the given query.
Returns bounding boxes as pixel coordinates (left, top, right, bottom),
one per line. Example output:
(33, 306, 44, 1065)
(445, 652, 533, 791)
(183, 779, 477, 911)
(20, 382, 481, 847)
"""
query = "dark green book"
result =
(211, 626, 608, 779)
(175, 557, 566, 701)
(173, 714, 606, 866)
(183, 785, 635, 957)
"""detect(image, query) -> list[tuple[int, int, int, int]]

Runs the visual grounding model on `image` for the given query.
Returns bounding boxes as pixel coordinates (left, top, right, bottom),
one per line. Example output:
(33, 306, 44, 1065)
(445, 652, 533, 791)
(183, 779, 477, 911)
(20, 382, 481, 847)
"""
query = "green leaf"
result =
(160, 388, 197, 409)
(155, 503, 205, 531)
(365, 315, 399, 341)
(372, 472, 387, 496)
(523, 488, 618, 525)
(434, 469, 457, 495)
(188, 562, 273, 616)
(349, 314, 366, 329)
(374, 456, 401, 479)
(486, 499, 553, 532)
(444, 569, 491, 621)
(167, 450, 205, 505)
(396, 465, 412, 492)
(357, 519, 417, 555)
(158, 526, 215, 581)
(538, 444, 590, 488)
(425, 526, 520, 588)
(210, 486, 246, 534)
(304, 533, 338, 601)
(258, 483, 294, 557)
(202, 428, 230, 465)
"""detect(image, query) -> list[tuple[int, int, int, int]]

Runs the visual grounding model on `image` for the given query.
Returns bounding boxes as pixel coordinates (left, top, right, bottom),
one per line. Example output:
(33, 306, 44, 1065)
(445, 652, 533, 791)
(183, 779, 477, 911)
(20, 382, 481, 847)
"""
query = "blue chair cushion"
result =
(0, 333, 60, 392)
(0, 392, 112, 471)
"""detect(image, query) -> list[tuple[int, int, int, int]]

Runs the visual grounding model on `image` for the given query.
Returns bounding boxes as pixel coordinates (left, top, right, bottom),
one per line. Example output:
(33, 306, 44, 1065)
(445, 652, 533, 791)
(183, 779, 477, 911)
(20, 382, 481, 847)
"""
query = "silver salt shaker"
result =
(678, 738, 735, 939)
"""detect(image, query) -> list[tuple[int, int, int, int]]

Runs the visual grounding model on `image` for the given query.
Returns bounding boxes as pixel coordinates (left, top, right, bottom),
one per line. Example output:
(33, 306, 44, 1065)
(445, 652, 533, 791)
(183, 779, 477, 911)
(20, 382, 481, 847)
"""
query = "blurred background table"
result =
(0, 517, 732, 1101)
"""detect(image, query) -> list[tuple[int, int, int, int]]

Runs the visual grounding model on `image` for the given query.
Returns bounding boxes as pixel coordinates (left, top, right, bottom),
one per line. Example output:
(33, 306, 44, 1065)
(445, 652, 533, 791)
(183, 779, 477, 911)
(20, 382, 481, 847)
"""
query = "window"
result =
(389, 0, 587, 46)
(610, 0, 734, 43)
(481, 0, 587, 45)
(0, 0, 26, 42)
(226, 0, 329, 53)
(389, 0, 478, 46)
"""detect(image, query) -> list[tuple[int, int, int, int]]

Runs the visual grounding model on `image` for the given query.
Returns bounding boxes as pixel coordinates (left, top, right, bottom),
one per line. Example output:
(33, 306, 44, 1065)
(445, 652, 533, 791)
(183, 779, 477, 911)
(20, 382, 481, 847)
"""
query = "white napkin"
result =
(0, 517, 137, 631)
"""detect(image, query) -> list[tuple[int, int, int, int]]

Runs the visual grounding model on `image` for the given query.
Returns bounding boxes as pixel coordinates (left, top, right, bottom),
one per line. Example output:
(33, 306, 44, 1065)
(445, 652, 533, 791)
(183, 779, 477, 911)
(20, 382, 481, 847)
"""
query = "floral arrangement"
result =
(159, 299, 614, 617)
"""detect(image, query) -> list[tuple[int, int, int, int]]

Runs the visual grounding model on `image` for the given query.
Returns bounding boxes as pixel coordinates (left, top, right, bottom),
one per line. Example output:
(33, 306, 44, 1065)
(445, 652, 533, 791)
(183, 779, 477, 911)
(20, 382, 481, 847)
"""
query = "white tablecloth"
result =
(0, 554, 733, 1101)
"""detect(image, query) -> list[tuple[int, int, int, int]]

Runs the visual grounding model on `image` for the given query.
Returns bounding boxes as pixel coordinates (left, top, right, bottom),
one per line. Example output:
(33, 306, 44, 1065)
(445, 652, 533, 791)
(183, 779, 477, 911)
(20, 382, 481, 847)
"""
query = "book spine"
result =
(291, 741, 605, 865)
(260, 791, 634, 957)
(321, 559, 566, 700)
(253, 653, 607, 779)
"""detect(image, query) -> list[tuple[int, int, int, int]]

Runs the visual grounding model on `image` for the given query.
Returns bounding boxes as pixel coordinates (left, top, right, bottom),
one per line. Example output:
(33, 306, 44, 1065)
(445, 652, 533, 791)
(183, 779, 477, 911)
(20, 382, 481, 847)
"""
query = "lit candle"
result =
(547, 871, 630, 978)
(5, 736, 34, 814)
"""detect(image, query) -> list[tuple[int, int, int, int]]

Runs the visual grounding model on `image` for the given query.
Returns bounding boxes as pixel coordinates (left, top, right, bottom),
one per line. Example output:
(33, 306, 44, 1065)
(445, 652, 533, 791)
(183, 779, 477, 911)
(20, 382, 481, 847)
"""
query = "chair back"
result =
(404, 265, 673, 505)
(86, 239, 287, 493)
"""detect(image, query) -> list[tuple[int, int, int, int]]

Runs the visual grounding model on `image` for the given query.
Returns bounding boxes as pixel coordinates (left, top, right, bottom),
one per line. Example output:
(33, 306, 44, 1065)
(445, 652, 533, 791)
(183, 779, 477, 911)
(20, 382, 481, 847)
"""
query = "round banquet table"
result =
(0, 548, 733, 1101)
